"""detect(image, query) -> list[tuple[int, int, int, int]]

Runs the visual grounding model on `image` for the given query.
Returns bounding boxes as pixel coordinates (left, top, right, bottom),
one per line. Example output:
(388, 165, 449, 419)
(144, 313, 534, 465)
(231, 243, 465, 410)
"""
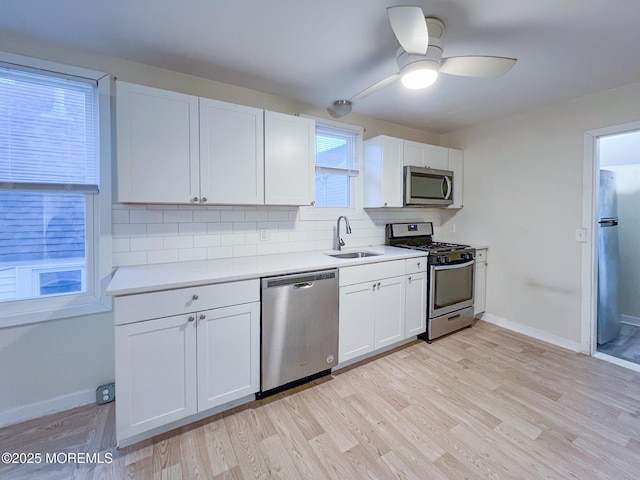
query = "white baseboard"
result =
(621, 314, 640, 327)
(481, 313, 582, 353)
(0, 389, 96, 429)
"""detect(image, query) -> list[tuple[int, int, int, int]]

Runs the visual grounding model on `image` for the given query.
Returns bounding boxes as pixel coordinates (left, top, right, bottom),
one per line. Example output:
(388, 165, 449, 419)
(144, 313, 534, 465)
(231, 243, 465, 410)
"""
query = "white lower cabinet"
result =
(114, 280, 260, 444)
(338, 260, 407, 363)
(115, 314, 197, 439)
(196, 303, 260, 411)
(474, 248, 488, 315)
(404, 271, 427, 337)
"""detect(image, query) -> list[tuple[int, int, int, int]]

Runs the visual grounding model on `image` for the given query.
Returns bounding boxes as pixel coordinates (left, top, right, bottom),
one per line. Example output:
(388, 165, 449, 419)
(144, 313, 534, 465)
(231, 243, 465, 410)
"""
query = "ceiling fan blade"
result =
(351, 73, 400, 101)
(440, 56, 517, 77)
(387, 6, 428, 55)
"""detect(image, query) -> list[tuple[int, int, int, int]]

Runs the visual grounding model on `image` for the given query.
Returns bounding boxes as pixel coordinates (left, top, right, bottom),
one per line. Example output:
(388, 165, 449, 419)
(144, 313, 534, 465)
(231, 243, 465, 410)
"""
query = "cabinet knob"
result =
(200, 197, 208, 203)
(310, 200, 315, 206)
(384, 202, 388, 206)
(191, 196, 199, 203)
(192, 294, 199, 301)
(408, 276, 412, 281)
(188, 316, 195, 322)
(199, 314, 206, 320)
(377, 282, 381, 288)
(417, 261, 421, 268)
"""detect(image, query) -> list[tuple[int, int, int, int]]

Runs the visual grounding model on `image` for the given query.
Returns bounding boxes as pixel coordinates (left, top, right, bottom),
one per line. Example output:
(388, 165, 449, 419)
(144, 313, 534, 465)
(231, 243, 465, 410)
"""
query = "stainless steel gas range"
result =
(386, 222, 475, 342)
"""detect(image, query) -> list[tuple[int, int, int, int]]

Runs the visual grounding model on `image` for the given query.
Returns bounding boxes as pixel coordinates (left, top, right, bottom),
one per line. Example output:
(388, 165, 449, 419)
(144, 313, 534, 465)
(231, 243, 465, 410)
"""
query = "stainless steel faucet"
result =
(334, 215, 352, 250)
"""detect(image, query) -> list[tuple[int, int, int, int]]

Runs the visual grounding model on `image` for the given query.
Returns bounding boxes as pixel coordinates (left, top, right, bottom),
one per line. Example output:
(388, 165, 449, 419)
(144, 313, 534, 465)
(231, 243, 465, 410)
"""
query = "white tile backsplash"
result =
(111, 204, 442, 267)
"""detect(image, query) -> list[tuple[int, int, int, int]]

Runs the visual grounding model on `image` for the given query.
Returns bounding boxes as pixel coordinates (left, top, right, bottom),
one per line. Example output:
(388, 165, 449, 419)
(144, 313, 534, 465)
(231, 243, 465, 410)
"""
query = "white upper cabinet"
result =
(199, 98, 264, 205)
(116, 81, 314, 206)
(264, 111, 315, 206)
(403, 140, 449, 170)
(364, 134, 464, 209)
(363, 135, 403, 208)
(116, 81, 199, 204)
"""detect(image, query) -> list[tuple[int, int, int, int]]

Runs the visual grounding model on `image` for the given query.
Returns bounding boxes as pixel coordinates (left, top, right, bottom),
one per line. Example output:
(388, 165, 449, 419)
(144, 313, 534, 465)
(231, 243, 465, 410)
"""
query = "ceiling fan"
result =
(328, 6, 517, 117)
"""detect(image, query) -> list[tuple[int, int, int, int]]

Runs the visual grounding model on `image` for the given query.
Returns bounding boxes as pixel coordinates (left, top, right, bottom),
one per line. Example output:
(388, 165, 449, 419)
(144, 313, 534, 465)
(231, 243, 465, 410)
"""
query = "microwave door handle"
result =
(443, 176, 452, 200)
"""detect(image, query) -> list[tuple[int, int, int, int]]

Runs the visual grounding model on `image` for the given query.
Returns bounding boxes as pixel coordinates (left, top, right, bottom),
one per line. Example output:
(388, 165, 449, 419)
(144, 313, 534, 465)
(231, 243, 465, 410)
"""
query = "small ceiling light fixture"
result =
(328, 99, 353, 118)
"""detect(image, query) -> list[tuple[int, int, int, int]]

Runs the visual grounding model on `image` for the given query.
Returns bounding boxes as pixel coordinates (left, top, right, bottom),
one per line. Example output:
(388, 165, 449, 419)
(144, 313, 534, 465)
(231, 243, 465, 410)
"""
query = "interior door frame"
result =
(582, 120, 640, 369)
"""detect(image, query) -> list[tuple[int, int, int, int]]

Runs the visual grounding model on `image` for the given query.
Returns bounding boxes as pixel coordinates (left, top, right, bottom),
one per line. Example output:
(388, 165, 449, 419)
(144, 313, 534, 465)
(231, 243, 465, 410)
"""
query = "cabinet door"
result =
(199, 99, 264, 205)
(405, 272, 427, 337)
(403, 141, 448, 170)
(264, 111, 315, 205)
(374, 276, 405, 348)
(474, 260, 487, 315)
(447, 148, 464, 209)
(339, 282, 376, 362)
(197, 302, 260, 410)
(380, 137, 404, 207)
(115, 314, 197, 441)
(116, 81, 199, 203)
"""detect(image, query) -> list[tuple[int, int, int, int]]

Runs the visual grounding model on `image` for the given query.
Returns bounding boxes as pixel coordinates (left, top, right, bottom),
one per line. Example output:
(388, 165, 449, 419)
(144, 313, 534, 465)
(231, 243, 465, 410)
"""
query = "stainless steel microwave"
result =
(404, 166, 453, 207)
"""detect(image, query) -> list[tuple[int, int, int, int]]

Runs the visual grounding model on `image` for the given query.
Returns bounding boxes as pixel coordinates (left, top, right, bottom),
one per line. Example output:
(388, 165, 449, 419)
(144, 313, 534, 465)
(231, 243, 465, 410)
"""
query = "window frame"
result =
(0, 52, 112, 328)
(299, 117, 365, 221)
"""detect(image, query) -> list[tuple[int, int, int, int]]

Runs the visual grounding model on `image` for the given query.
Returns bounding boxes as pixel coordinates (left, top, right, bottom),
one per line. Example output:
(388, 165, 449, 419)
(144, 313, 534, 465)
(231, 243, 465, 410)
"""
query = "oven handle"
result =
(432, 259, 475, 271)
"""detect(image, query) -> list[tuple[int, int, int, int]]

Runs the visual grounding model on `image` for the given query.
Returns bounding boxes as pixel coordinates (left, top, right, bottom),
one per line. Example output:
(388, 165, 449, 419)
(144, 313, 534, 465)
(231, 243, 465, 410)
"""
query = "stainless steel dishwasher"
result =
(260, 269, 339, 394)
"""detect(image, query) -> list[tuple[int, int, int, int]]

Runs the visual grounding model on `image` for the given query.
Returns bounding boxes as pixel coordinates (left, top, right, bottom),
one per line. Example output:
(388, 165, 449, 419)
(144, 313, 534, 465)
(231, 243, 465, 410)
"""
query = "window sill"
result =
(0, 296, 112, 329)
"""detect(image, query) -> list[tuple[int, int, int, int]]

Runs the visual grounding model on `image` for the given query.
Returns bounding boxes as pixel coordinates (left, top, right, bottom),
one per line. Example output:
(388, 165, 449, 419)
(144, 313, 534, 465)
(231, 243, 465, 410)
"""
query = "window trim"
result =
(0, 52, 112, 328)
(299, 117, 365, 221)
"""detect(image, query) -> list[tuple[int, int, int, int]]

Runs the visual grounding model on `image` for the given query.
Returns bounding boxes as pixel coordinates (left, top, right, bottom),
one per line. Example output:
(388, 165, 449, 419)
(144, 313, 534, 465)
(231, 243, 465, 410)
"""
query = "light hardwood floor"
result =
(2, 320, 640, 479)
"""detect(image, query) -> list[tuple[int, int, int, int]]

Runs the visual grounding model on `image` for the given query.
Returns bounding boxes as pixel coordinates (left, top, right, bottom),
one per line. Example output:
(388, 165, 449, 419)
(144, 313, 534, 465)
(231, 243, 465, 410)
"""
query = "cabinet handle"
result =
(192, 294, 199, 300)
(188, 316, 195, 322)
(417, 262, 421, 268)
(310, 200, 315, 206)
(199, 314, 206, 320)
(200, 197, 208, 203)
(408, 276, 412, 281)
(372, 283, 377, 290)
(377, 282, 381, 289)
(384, 202, 388, 206)
(191, 196, 199, 203)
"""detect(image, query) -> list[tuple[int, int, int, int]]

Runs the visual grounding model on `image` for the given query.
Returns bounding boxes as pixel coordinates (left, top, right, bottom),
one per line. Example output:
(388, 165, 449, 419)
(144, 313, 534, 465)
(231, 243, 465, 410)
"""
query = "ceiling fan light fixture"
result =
(400, 59, 439, 89)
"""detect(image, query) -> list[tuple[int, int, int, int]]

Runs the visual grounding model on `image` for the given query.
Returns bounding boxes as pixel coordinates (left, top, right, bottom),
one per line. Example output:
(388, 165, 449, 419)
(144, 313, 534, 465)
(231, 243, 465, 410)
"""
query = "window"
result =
(314, 123, 361, 208)
(0, 55, 111, 326)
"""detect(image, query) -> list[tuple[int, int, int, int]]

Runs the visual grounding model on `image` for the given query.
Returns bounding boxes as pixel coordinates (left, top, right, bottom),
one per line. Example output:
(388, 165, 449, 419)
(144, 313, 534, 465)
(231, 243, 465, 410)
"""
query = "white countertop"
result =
(107, 245, 428, 296)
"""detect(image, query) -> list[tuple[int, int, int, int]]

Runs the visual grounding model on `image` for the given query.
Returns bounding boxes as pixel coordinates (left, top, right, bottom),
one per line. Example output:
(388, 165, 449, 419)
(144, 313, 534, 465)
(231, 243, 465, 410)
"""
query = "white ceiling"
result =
(2, 1, 640, 133)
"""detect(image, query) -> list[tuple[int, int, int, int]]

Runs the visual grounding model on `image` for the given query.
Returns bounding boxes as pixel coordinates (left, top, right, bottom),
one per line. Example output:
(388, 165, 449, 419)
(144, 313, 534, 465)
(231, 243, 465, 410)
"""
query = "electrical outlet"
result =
(260, 229, 268, 242)
(449, 223, 456, 233)
(96, 382, 115, 404)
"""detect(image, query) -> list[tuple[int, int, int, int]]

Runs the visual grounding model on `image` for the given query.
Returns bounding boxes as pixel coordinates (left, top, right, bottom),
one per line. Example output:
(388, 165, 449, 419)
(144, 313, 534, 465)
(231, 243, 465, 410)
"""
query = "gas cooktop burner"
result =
(396, 241, 470, 253)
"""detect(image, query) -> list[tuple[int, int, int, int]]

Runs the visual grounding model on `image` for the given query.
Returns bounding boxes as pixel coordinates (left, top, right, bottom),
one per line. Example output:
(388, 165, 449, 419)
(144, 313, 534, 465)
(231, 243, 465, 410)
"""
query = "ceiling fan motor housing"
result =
(396, 35, 443, 75)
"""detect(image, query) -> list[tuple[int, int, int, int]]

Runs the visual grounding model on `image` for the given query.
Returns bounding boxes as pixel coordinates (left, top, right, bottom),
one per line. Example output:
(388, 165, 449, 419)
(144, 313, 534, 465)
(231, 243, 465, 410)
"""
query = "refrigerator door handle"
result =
(599, 219, 618, 227)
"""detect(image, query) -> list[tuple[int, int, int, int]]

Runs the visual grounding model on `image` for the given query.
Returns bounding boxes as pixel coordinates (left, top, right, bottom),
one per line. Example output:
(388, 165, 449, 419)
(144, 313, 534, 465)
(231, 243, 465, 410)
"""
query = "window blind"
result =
(315, 125, 359, 177)
(0, 66, 99, 192)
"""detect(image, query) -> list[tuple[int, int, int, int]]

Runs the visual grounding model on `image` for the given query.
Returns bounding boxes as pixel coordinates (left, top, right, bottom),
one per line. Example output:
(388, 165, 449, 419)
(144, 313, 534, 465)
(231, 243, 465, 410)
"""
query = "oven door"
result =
(429, 260, 475, 318)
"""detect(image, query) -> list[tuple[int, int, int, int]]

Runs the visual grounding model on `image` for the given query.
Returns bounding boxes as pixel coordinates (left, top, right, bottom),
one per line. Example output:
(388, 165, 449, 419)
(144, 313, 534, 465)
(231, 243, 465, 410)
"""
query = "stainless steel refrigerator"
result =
(597, 169, 621, 345)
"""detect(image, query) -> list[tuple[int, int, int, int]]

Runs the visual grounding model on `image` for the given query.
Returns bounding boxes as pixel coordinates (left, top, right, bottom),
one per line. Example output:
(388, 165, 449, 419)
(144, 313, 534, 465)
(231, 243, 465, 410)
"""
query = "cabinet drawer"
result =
(475, 249, 487, 262)
(114, 279, 260, 325)
(405, 256, 428, 275)
(340, 260, 405, 286)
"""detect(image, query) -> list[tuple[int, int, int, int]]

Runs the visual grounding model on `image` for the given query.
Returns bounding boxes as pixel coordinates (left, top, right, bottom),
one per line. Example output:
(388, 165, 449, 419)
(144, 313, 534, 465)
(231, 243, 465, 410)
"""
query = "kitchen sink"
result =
(326, 251, 382, 259)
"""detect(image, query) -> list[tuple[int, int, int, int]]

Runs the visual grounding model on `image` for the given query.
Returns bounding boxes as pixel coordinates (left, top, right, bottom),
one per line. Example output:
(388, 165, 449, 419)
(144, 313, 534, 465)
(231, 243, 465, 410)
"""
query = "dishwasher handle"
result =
(262, 269, 338, 289)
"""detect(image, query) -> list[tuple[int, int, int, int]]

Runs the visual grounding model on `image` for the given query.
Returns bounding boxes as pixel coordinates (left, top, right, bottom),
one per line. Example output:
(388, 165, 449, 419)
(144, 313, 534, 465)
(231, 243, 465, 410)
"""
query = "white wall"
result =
(0, 31, 443, 424)
(440, 82, 640, 344)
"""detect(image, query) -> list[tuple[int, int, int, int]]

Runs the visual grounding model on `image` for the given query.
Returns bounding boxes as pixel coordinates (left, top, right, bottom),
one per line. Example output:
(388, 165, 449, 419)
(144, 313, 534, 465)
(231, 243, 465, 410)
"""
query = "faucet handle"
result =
(339, 238, 345, 247)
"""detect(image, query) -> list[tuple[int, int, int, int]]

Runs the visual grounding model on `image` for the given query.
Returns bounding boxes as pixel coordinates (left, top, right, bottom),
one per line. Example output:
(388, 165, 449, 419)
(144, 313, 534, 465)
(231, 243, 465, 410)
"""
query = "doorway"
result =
(596, 130, 640, 363)
(584, 123, 640, 371)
